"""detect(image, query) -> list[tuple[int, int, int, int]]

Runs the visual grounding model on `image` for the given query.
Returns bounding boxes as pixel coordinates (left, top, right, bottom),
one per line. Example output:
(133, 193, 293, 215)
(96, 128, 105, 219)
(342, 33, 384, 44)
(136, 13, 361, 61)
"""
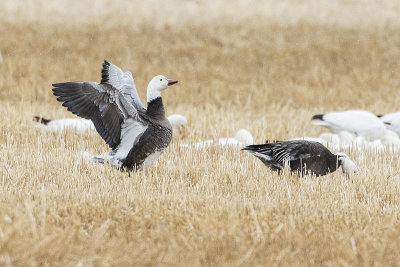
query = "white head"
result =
(335, 152, 358, 176)
(234, 129, 254, 146)
(147, 75, 178, 103)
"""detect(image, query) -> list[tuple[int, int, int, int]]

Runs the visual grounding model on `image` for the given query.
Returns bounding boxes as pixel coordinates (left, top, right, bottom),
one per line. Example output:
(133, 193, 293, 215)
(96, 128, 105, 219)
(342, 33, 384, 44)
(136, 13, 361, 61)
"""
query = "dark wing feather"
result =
(243, 140, 323, 165)
(53, 82, 123, 149)
(243, 143, 285, 170)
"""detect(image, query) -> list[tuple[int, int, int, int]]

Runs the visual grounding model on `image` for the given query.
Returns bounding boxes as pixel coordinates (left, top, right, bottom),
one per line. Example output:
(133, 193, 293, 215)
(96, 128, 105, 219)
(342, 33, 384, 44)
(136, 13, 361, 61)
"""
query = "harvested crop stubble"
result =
(1, 0, 400, 265)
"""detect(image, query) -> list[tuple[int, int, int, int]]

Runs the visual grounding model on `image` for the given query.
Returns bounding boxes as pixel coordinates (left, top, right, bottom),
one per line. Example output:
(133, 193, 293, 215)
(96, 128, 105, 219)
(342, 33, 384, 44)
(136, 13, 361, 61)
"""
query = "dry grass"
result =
(1, 0, 400, 265)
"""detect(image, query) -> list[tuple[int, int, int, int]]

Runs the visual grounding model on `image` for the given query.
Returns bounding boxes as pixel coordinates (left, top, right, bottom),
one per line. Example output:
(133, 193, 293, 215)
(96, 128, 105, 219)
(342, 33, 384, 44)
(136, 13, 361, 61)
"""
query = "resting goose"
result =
(165, 114, 188, 132)
(243, 140, 358, 177)
(378, 112, 400, 135)
(53, 60, 178, 171)
(312, 110, 386, 140)
(34, 116, 96, 132)
(377, 111, 400, 123)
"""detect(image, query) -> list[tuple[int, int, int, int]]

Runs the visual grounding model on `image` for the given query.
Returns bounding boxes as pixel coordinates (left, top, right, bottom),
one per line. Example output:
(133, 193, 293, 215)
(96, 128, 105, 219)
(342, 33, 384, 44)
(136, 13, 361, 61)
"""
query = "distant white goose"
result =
(53, 60, 178, 171)
(34, 114, 187, 132)
(166, 114, 188, 131)
(181, 129, 254, 148)
(378, 111, 400, 135)
(387, 118, 400, 136)
(243, 140, 358, 177)
(312, 110, 387, 140)
(34, 117, 95, 132)
(378, 111, 400, 123)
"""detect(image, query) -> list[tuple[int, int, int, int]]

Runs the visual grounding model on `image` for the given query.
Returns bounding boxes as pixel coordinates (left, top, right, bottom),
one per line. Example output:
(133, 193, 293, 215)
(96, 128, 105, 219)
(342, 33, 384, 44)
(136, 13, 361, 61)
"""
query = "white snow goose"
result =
(377, 111, 400, 135)
(165, 114, 188, 132)
(33, 116, 96, 132)
(52, 60, 178, 171)
(312, 110, 387, 140)
(243, 140, 358, 177)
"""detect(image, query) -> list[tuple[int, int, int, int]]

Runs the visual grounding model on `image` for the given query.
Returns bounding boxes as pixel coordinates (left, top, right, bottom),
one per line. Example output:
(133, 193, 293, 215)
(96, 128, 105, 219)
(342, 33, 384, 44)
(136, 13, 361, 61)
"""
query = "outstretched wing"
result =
(101, 60, 146, 112)
(53, 82, 142, 149)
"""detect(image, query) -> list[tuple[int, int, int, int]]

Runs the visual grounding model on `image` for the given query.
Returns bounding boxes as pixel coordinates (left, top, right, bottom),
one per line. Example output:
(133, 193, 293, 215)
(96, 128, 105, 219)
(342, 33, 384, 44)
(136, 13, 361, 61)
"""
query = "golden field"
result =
(1, 0, 400, 265)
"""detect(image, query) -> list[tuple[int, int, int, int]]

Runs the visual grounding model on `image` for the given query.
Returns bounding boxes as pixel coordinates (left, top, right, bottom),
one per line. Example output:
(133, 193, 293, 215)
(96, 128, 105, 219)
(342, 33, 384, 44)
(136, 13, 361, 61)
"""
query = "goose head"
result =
(147, 75, 178, 103)
(335, 152, 358, 176)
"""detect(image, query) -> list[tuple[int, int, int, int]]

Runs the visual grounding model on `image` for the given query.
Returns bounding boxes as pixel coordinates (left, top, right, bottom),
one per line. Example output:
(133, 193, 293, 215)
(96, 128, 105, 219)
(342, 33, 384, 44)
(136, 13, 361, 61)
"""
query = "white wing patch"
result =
(249, 151, 274, 161)
(272, 147, 290, 162)
(143, 151, 163, 168)
(112, 118, 147, 160)
(102, 61, 145, 111)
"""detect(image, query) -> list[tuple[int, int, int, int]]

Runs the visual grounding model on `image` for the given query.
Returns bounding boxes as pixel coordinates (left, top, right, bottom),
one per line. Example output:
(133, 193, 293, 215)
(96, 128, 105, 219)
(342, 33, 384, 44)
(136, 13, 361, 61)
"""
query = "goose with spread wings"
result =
(53, 60, 178, 171)
(243, 140, 358, 177)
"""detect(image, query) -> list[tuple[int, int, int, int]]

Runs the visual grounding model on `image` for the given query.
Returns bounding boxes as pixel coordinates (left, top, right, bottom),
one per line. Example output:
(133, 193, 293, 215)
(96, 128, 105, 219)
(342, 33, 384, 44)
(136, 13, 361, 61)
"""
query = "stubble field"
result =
(1, 0, 400, 265)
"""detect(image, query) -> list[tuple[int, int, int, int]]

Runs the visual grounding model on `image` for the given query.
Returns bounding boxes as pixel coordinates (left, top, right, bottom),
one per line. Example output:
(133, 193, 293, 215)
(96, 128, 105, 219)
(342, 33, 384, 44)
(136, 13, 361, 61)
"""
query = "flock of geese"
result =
(35, 60, 400, 177)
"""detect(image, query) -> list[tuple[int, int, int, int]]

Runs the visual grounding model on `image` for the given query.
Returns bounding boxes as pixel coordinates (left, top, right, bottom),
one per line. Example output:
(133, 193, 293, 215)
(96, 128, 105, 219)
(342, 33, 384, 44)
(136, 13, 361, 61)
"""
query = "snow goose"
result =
(378, 112, 400, 135)
(243, 140, 358, 177)
(377, 111, 400, 123)
(34, 116, 95, 132)
(53, 60, 178, 171)
(387, 118, 400, 136)
(312, 110, 387, 140)
(167, 114, 188, 132)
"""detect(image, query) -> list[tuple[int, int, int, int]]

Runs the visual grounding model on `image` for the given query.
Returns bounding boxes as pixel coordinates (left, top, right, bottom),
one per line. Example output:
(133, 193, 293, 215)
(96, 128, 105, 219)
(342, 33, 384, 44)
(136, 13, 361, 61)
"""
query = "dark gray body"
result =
(243, 140, 341, 176)
(122, 98, 173, 171)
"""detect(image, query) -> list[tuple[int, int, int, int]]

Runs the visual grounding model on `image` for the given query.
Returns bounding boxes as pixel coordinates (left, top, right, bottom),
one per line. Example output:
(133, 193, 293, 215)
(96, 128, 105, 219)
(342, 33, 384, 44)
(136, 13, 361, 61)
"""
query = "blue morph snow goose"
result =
(53, 60, 178, 171)
(243, 140, 358, 177)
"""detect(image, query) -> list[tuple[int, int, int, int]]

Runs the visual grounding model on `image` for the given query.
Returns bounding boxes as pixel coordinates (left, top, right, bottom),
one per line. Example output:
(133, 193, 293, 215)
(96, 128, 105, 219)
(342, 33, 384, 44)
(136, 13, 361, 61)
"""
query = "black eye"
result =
(159, 78, 162, 81)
